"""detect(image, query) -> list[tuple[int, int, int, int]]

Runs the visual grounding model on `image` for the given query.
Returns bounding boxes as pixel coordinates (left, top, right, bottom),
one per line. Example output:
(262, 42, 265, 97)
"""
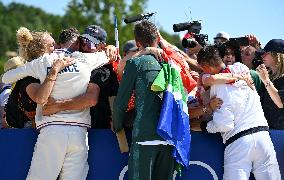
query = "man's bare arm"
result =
(42, 83, 100, 116)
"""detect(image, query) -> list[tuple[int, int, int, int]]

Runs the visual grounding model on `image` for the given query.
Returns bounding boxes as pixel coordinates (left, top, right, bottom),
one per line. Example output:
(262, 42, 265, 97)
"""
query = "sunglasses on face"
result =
(80, 37, 91, 44)
(80, 37, 101, 49)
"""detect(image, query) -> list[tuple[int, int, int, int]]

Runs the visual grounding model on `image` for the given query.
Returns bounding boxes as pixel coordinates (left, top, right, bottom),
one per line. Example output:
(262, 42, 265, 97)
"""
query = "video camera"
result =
(229, 37, 249, 47)
(173, 21, 208, 48)
(252, 52, 264, 69)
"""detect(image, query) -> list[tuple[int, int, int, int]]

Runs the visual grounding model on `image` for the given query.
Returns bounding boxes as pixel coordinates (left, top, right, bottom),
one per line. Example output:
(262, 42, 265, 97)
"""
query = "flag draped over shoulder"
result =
(162, 47, 197, 93)
(151, 47, 197, 167)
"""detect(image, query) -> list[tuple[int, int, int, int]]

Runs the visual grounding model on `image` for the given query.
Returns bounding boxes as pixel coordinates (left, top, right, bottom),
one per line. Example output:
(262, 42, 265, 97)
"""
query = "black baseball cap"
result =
(81, 25, 107, 45)
(257, 39, 284, 55)
(123, 40, 138, 53)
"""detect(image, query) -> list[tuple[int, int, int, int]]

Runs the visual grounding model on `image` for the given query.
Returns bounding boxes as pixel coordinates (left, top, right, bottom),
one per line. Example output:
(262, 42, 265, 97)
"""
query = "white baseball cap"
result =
(214, 31, 230, 40)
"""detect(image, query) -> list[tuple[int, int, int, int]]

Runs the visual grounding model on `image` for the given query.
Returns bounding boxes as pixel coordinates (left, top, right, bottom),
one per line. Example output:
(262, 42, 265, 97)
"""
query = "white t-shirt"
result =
(2, 51, 109, 129)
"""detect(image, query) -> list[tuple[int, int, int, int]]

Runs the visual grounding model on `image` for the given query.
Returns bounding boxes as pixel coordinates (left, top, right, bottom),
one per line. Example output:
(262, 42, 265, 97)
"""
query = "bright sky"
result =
(3, 0, 284, 45)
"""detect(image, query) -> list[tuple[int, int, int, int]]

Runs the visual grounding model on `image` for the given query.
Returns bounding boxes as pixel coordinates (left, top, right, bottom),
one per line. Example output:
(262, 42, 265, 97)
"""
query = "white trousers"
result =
(26, 125, 89, 180)
(223, 131, 281, 180)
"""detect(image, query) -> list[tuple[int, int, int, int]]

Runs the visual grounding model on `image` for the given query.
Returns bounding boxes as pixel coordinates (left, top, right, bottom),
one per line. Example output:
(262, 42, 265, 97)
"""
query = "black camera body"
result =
(173, 21, 202, 34)
(251, 49, 264, 69)
(182, 34, 208, 48)
(173, 21, 208, 48)
(229, 37, 250, 47)
(252, 55, 264, 70)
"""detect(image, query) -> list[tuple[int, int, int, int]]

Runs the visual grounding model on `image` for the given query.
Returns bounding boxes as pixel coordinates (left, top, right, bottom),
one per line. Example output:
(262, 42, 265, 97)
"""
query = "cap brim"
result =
(214, 37, 228, 40)
(128, 47, 138, 52)
(255, 49, 266, 55)
(80, 34, 101, 44)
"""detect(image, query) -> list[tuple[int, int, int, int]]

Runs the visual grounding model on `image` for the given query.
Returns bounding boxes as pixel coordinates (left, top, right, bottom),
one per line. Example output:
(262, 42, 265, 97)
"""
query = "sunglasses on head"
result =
(80, 37, 102, 45)
(80, 37, 91, 43)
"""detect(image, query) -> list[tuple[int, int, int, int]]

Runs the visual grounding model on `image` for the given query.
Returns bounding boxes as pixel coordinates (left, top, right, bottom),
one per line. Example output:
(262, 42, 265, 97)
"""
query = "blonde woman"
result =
(2, 25, 117, 180)
(256, 39, 284, 129)
(3, 27, 71, 129)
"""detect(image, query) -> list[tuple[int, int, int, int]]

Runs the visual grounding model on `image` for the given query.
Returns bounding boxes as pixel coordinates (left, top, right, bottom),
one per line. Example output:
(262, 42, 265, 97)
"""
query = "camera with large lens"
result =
(182, 34, 208, 48)
(182, 38, 197, 48)
(252, 53, 264, 70)
(173, 21, 208, 48)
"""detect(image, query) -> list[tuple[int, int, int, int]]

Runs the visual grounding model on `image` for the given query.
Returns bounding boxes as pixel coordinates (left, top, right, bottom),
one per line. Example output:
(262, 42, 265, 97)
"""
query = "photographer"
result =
(241, 34, 262, 70)
(241, 45, 257, 69)
(256, 39, 284, 130)
(182, 33, 203, 60)
(173, 21, 207, 72)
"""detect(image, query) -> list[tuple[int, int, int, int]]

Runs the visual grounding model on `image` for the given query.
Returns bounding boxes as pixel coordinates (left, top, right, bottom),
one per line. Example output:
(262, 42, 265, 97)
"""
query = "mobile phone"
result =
(229, 37, 249, 46)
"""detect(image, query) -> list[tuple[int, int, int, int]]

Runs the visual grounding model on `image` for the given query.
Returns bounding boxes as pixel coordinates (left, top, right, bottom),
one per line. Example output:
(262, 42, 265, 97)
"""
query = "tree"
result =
(63, 0, 148, 49)
(63, 0, 183, 50)
(0, 2, 64, 74)
(0, 1, 184, 74)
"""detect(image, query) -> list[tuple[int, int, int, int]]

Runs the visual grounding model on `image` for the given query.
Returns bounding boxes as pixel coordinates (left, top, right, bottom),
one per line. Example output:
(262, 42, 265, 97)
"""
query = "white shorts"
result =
(223, 131, 281, 180)
(26, 125, 89, 180)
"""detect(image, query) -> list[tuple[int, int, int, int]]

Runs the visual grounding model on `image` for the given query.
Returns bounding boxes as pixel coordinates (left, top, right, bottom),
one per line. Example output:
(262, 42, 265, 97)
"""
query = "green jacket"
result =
(250, 70, 262, 92)
(113, 55, 163, 142)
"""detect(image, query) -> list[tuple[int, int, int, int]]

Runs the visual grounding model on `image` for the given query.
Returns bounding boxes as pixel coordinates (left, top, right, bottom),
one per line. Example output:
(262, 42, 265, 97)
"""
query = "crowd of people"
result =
(0, 19, 283, 180)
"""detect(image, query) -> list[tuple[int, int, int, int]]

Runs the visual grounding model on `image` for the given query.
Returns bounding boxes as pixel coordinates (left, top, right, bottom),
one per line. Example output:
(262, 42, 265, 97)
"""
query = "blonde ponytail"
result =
(16, 27, 49, 61)
(16, 27, 33, 60)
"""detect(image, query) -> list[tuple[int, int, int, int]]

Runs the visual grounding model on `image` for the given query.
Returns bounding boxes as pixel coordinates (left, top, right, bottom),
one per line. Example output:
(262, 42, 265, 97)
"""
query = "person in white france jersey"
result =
(2, 28, 117, 180)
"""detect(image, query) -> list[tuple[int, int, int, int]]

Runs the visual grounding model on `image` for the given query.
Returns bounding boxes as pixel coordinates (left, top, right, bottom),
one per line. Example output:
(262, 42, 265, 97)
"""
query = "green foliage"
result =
(0, 0, 182, 74)
(0, 2, 65, 74)
(0, 59, 4, 74)
(159, 29, 183, 49)
(63, 0, 148, 49)
(1, 2, 63, 51)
